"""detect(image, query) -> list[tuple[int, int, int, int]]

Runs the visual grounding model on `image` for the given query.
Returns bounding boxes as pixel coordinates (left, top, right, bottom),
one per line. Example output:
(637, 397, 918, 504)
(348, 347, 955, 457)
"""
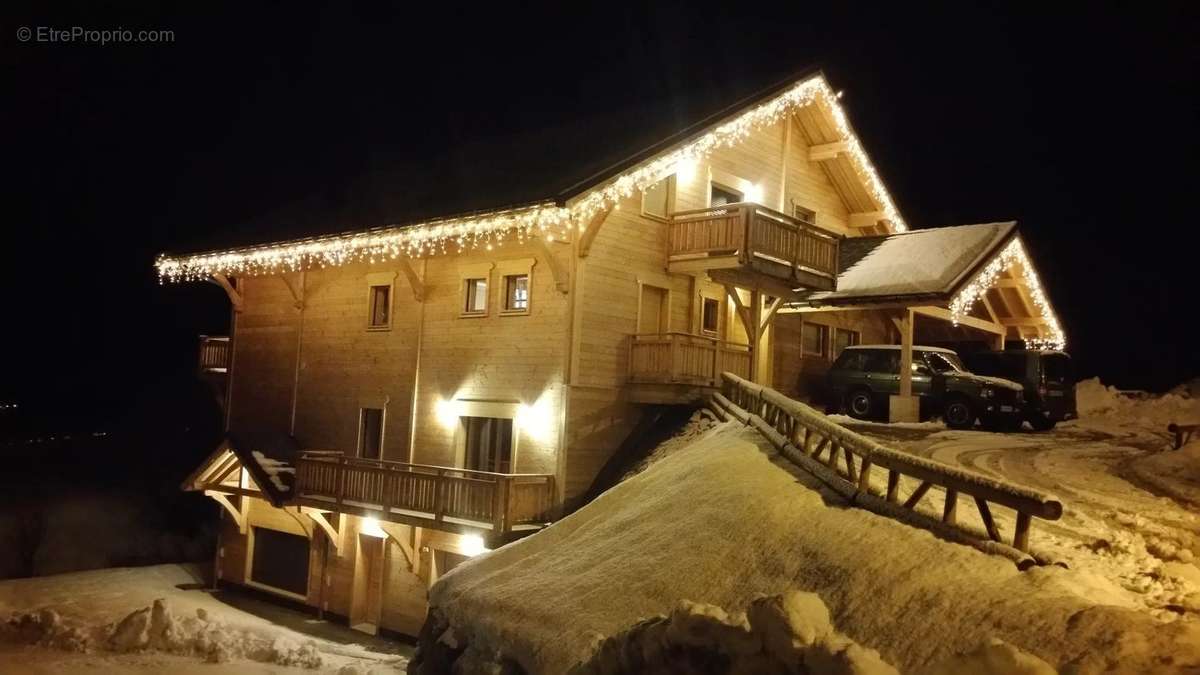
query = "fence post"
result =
(710, 338, 719, 386)
(669, 333, 680, 382)
(434, 469, 445, 523)
(492, 476, 507, 533)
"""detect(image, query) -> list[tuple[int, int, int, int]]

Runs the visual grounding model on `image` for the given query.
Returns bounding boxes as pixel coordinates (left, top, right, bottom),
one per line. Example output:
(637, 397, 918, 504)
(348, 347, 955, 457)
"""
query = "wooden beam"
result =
(979, 293, 1001, 323)
(911, 305, 1005, 336)
(279, 274, 305, 309)
(723, 285, 753, 339)
(808, 140, 849, 162)
(397, 258, 425, 303)
(847, 211, 887, 230)
(211, 274, 243, 311)
(1000, 317, 1047, 327)
(994, 278, 1023, 288)
(759, 295, 785, 335)
(898, 309, 914, 397)
(577, 206, 613, 258)
(537, 237, 569, 293)
(302, 508, 345, 556)
(378, 523, 417, 571)
(205, 491, 247, 534)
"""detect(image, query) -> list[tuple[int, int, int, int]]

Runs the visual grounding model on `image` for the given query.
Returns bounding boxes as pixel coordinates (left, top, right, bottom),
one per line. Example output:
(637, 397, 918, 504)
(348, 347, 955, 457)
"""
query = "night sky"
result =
(5, 2, 1198, 432)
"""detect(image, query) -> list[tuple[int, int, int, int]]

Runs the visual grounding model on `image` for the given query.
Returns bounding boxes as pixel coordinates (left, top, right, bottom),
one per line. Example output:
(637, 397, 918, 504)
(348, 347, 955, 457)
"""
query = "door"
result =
(350, 533, 385, 634)
(462, 416, 514, 473)
(862, 350, 901, 395)
(249, 527, 310, 597)
(639, 285, 667, 335)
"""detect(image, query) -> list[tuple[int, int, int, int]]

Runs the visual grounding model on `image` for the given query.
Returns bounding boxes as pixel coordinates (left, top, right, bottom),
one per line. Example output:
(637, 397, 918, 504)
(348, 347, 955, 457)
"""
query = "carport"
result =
(781, 221, 1065, 421)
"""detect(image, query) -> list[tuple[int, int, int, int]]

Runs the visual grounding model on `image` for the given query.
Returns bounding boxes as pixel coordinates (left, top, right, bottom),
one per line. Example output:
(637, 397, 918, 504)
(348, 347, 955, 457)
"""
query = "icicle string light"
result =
(949, 238, 1066, 350)
(156, 75, 905, 283)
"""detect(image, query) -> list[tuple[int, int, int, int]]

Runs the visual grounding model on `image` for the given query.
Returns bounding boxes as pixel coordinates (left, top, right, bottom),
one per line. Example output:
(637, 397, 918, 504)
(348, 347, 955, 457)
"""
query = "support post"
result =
(889, 308, 920, 422)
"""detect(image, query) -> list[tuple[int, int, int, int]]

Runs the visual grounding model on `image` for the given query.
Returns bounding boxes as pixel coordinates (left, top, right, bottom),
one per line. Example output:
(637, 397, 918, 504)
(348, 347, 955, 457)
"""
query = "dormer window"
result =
(710, 183, 743, 207)
(793, 204, 817, 226)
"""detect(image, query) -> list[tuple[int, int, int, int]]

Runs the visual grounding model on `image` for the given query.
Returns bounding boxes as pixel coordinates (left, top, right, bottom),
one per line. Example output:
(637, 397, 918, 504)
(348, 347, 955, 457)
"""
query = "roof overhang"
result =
(155, 71, 907, 282)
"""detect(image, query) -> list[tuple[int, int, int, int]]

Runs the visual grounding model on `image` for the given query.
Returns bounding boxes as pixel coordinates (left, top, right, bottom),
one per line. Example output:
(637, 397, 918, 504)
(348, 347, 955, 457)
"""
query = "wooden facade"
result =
(171, 73, 1062, 638)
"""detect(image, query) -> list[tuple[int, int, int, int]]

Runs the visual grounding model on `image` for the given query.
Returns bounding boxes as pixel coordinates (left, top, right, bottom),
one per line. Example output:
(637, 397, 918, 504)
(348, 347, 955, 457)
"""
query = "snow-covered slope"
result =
(424, 422, 1200, 674)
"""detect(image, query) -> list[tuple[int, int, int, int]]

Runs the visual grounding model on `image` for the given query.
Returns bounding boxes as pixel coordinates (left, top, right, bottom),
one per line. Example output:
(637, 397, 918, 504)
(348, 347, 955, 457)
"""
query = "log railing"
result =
(293, 452, 555, 534)
(713, 372, 1063, 566)
(198, 335, 231, 373)
(1169, 422, 1199, 450)
(628, 332, 751, 386)
(667, 203, 840, 280)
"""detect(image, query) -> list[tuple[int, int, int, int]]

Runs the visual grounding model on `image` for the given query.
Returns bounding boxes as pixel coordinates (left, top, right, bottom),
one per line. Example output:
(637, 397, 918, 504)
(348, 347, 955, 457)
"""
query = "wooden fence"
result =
(713, 372, 1063, 566)
(667, 203, 839, 280)
(294, 452, 555, 534)
(628, 332, 751, 386)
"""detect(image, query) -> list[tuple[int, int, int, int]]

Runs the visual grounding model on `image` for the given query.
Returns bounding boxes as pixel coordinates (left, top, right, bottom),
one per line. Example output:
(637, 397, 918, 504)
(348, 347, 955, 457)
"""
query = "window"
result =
(801, 322, 828, 358)
(503, 274, 529, 313)
(793, 204, 816, 226)
(462, 416, 513, 473)
(250, 528, 309, 597)
(358, 407, 384, 460)
(368, 284, 391, 329)
(642, 176, 672, 219)
(464, 277, 488, 314)
(710, 183, 743, 207)
(833, 349, 867, 372)
(701, 297, 720, 335)
(833, 328, 860, 357)
(863, 350, 900, 374)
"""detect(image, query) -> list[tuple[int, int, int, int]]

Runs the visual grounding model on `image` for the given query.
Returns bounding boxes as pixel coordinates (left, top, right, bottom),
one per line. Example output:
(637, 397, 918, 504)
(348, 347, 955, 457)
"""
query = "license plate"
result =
(1000, 405, 1014, 412)
(1047, 391, 1064, 397)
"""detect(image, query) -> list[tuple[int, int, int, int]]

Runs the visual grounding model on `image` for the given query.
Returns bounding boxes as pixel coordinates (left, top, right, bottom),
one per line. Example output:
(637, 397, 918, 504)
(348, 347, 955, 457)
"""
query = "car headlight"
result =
(980, 388, 994, 398)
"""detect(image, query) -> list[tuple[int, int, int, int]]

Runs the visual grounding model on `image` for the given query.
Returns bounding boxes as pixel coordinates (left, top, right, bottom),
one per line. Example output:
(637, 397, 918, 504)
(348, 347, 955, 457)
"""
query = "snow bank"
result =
(421, 423, 1200, 674)
(1076, 377, 1200, 430)
(1127, 440, 1200, 506)
(1, 598, 324, 668)
(569, 591, 898, 675)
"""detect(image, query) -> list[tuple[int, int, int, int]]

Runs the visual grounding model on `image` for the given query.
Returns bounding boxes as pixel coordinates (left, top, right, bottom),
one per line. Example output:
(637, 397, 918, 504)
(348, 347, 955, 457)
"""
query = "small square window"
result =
(801, 322, 828, 358)
(701, 298, 719, 334)
(642, 176, 672, 219)
(464, 278, 488, 314)
(710, 183, 743, 207)
(793, 204, 816, 226)
(368, 285, 391, 328)
(503, 274, 529, 313)
(359, 407, 384, 460)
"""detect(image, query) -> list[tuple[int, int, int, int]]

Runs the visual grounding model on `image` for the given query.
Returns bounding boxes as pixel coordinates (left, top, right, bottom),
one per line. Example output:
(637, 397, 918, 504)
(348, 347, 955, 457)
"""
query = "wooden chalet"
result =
(161, 69, 1064, 637)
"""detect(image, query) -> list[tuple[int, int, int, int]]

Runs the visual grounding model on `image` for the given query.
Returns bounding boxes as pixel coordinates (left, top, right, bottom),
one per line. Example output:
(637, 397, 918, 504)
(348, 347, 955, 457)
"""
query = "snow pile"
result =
(569, 591, 898, 675)
(1, 598, 324, 668)
(1127, 440, 1200, 507)
(253, 450, 296, 493)
(1076, 377, 1200, 430)
(918, 639, 1056, 675)
(421, 423, 1200, 674)
(622, 410, 721, 479)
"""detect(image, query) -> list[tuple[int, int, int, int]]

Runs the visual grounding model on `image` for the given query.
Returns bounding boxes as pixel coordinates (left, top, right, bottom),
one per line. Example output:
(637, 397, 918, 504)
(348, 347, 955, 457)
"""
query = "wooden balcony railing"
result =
(293, 452, 555, 535)
(628, 332, 751, 387)
(198, 335, 231, 373)
(667, 203, 840, 286)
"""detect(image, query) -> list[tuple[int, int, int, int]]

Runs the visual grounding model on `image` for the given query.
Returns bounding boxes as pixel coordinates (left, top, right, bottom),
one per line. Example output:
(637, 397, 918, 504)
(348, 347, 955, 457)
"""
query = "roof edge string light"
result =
(948, 238, 1066, 351)
(157, 75, 906, 283)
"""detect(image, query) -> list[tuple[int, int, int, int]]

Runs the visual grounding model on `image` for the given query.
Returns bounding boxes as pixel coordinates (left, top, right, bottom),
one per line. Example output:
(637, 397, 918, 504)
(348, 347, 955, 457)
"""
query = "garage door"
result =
(250, 527, 309, 596)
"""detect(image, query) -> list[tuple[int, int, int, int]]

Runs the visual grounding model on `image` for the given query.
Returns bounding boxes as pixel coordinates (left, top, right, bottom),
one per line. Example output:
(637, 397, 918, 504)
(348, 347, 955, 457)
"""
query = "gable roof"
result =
(156, 68, 907, 282)
(181, 432, 299, 507)
(797, 222, 1018, 306)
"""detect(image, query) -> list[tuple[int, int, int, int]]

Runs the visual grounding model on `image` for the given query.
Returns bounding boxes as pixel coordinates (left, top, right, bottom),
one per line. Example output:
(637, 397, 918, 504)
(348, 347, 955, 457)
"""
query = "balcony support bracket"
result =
(578, 206, 613, 258)
(205, 490, 247, 534)
(398, 258, 425, 303)
(537, 237, 570, 293)
(280, 273, 306, 310)
(301, 507, 345, 557)
(211, 274, 243, 312)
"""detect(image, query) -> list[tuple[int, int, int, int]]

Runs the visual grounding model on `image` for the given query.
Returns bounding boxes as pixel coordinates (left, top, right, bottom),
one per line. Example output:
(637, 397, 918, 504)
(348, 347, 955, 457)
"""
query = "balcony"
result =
(198, 335, 231, 373)
(667, 203, 839, 295)
(627, 331, 751, 403)
(293, 452, 556, 539)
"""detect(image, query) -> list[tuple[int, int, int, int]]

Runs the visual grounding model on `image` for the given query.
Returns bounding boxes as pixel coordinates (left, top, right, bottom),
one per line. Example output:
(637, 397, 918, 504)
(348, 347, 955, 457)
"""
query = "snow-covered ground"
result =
(0, 564, 410, 674)
(834, 377, 1200, 620)
(424, 408, 1200, 674)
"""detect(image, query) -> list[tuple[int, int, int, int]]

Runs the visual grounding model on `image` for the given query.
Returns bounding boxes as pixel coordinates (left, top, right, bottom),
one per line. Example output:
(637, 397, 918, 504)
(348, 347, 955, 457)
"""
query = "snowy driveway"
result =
(835, 413, 1200, 619)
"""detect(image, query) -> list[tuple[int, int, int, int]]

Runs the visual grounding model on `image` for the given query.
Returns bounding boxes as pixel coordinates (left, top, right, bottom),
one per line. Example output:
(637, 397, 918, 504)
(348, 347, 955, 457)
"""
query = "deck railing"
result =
(667, 203, 840, 280)
(628, 332, 751, 386)
(293, 452, 555, 535)
(713, 371, 1063, 566)
(198, 335, 231, 373)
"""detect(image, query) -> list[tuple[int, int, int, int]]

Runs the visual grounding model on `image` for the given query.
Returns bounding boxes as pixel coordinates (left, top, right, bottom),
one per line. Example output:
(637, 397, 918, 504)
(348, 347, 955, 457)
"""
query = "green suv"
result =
(828, 345, 1025, 430)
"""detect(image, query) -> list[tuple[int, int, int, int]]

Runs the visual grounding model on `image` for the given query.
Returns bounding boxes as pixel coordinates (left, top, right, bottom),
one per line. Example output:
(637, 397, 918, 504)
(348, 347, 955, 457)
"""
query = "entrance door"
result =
(462, 416, 514, 473)
(350, 533, 384, 634)
(639, 285, 667, 334)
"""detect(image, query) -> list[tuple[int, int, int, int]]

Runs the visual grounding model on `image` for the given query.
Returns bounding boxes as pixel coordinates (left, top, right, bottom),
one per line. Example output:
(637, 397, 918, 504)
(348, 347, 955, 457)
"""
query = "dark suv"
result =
(828, 345, 1025, 430)
(963, 350, 1076, 430)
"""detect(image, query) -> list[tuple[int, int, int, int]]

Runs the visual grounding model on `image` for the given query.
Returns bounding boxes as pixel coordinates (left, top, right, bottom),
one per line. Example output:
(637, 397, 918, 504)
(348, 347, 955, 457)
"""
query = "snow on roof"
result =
(800, 222, 1016, 305)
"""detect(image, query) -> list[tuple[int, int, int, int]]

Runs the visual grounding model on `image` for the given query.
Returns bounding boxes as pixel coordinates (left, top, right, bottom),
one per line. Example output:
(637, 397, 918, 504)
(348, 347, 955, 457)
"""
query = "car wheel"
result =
(1029, 415, 1057, 431)
(846, 389, 874, 420)
(943, 397, 976, 429)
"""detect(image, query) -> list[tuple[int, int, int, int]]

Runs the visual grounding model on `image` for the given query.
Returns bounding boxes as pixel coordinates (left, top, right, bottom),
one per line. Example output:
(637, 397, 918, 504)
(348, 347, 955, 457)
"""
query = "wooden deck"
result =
(293, 452, 556, 538)
(627, 332, 751, 403)
(667, 203, 840, 293)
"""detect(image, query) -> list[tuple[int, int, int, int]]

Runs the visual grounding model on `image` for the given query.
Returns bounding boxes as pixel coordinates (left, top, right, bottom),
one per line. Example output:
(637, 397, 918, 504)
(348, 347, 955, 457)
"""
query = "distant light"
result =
(836, 90, 845, 99)
(435, 399, 461, 430)
(461, 534, 488, 557)
(674, 157, 699, 182)
(744, 183, 765, 205)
